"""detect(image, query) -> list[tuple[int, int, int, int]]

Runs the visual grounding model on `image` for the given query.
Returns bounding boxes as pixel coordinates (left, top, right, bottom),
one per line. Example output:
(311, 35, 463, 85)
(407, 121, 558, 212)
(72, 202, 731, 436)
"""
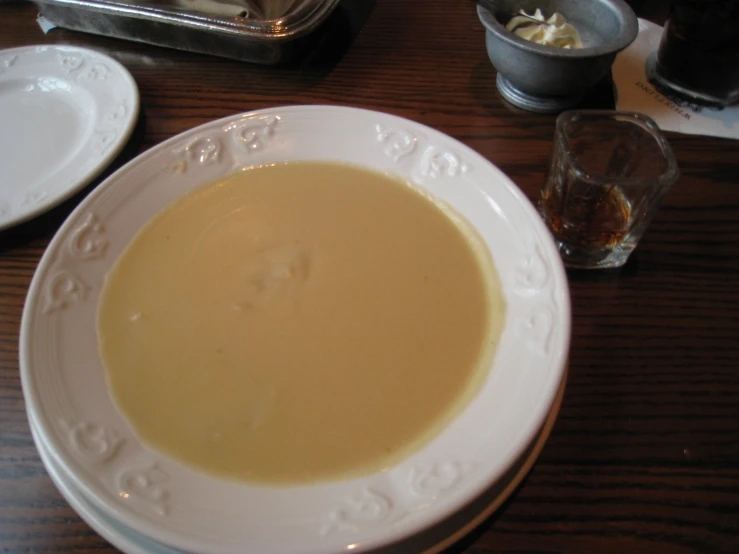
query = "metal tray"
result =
(33, 0, 342, 64)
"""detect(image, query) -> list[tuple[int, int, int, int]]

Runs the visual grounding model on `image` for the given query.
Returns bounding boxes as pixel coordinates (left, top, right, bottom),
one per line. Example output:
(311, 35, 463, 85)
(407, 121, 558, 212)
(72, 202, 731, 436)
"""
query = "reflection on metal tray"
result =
(33, 0, 341, 64)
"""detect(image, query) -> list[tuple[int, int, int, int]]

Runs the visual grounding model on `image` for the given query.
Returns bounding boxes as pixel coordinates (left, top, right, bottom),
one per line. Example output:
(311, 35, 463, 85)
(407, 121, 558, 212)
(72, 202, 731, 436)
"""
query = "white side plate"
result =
(0, 45, 139, 230)
(20, 106, 570, 554)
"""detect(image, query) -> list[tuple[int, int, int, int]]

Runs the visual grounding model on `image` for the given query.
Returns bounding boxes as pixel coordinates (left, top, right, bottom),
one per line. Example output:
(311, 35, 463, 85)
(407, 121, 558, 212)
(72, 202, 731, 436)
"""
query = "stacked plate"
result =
(20, 105, 570, 553)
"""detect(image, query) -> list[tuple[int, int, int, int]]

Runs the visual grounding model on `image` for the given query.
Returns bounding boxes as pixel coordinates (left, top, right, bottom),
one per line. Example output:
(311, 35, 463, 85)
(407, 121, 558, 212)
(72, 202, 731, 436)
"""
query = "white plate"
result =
(20, 105, 570, 554)
(29, 372, 567, 554)
(0, 45, 138, 230)
(30, 418, 186, 554)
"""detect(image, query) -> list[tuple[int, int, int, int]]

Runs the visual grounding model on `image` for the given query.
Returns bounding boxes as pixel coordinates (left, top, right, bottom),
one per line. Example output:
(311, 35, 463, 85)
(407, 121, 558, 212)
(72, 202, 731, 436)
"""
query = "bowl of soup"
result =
(20, 105, 570, 554)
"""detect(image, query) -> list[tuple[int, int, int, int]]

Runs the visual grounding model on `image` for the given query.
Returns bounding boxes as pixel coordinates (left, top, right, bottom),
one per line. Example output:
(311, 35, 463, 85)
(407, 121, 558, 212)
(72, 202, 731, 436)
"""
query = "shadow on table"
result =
(565, 257, 642, 283)
(288, 0, 378, 73)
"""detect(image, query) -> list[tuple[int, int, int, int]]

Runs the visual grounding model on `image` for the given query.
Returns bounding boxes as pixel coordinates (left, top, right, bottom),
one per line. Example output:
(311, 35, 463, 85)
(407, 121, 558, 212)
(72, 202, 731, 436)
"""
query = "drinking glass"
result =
(651, 0, 739, 107)
(540, 110, 679, 269)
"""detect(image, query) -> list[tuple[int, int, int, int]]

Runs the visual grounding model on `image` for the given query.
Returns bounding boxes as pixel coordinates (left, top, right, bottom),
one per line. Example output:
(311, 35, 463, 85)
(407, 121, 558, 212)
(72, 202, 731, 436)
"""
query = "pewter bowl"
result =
(477, 0, 638, 113)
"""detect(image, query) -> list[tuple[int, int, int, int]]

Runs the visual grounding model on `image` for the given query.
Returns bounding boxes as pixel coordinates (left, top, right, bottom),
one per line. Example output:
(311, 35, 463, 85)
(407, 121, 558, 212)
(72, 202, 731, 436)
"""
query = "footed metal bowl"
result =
(478, 0, 638, 112)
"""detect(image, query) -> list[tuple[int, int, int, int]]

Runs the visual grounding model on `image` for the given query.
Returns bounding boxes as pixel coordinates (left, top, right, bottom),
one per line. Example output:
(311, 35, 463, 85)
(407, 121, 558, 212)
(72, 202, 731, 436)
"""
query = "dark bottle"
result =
(653, 0, 739, 106)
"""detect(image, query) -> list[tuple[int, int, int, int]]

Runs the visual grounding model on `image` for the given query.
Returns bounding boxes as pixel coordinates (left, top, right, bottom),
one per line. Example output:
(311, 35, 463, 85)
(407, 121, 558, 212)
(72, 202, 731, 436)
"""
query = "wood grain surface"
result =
(1, 0, 738, 552)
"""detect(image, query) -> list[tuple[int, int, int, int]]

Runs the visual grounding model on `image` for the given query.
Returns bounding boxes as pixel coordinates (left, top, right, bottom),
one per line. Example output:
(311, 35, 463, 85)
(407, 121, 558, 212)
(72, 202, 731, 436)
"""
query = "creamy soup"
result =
(98, 161, 505, 484)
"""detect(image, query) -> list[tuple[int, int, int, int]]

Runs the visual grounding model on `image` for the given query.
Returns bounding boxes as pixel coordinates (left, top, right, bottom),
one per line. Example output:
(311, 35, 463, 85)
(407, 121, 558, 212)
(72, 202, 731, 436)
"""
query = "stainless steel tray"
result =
(34, 0, 342, 64)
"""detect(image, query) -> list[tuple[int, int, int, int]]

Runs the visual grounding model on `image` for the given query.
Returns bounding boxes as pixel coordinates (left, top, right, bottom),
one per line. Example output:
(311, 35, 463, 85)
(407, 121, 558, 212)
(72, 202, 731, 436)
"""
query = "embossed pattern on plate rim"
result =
(19, 105, 570, 554)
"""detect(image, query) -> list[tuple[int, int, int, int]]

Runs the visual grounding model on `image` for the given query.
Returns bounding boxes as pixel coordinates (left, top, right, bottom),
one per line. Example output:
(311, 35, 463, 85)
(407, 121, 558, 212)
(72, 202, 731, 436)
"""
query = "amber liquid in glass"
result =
(542, 183, 632, 253)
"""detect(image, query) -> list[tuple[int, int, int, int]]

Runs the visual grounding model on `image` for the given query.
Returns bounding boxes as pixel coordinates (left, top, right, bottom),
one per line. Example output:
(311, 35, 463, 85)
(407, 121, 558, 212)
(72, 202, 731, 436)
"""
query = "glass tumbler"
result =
(540, 111, 679, 269)
(652, 0, 739, 107)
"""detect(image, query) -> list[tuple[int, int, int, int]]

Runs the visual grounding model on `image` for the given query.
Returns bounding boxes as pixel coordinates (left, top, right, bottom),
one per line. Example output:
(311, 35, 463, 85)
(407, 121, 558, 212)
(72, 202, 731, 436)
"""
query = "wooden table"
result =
(2, 0, 738, 552)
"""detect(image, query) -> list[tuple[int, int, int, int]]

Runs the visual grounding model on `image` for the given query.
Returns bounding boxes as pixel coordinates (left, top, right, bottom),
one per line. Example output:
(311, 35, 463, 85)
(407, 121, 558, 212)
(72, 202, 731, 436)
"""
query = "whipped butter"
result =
(506, 8, 584, 49)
